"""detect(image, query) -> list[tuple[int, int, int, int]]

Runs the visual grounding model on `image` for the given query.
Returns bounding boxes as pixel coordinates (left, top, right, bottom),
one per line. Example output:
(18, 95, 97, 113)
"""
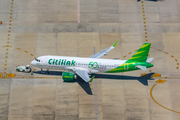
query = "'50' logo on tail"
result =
(88, 62, 98, 68)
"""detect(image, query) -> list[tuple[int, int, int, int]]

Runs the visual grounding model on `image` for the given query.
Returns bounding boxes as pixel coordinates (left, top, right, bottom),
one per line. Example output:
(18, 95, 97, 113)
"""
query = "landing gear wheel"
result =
(46, 69, 49, 75)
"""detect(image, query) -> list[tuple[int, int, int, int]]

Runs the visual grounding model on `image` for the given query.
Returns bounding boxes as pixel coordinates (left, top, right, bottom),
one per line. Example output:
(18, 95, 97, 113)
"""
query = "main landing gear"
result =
(40, 68, 49, 74)
(46, 69, 49, 74)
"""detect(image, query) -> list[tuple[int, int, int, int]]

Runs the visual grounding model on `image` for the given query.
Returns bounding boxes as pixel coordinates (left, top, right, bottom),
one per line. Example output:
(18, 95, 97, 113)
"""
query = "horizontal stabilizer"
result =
(146, 58, 154, 63)
(136, 65, 147, 71)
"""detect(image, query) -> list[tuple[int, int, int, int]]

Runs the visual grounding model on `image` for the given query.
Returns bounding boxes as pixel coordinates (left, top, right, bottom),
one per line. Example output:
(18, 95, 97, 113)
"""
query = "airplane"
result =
(31, 41, 153, 82)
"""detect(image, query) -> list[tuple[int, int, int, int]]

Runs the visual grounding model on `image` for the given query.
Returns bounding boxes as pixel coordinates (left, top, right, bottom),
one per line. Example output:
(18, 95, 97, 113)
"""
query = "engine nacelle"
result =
(62, 72, 77, 82)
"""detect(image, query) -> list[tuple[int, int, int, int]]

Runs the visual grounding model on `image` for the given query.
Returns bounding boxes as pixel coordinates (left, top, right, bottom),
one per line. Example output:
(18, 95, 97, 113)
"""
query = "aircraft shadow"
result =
(34, 71, 155, 95)
(34, 71, 93, 95)
(91, 72, 155, 86)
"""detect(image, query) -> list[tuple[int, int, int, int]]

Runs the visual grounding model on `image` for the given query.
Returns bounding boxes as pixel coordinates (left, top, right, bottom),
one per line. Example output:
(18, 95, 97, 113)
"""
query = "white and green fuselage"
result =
(31, 43, 153, 82)
(32, 56, 127, 73)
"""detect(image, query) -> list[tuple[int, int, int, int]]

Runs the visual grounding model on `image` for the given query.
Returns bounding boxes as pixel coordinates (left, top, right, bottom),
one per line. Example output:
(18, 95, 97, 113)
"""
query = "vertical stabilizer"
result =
(125, 43, 151, 63)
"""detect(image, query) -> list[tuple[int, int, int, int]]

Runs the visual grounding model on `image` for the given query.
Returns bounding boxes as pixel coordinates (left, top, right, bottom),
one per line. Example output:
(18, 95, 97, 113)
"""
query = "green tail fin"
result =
(125, 43, 151, 63)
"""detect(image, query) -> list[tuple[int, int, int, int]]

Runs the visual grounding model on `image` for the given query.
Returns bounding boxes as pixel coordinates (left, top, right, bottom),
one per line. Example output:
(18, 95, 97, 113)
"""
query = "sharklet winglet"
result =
(113, 40, 118, 47)
(90, 76, 95, 82)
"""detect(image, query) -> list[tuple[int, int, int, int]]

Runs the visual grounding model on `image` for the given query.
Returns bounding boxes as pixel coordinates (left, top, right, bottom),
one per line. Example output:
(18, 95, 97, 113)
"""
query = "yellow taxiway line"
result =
(150, 83, 180, 114)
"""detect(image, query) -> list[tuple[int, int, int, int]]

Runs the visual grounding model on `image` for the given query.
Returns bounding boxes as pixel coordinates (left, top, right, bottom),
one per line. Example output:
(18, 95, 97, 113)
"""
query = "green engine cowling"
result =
(62, 72, 76, 82)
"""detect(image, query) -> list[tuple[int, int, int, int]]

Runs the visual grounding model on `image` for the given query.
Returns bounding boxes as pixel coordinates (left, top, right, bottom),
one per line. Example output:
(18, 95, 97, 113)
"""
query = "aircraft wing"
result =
(89, 40, 118, 58)
(72, 68, 91, 82)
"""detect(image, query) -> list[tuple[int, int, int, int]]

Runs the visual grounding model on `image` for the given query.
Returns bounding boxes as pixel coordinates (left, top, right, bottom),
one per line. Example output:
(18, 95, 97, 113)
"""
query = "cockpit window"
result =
(35, 59, 40, 62)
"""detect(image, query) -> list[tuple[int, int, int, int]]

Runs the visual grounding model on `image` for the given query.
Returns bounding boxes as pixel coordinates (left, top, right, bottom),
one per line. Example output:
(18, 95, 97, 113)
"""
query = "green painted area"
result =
(62, 72, 75, 82)
(126, 43, 151, 63)
(113, 40, 118, 47)
(106, 43, 153, 73)
(88, 62, 98, 68)
(48, 59, 76, 66)
(106, 62, 153, 73)
(90, 76, 95, 82)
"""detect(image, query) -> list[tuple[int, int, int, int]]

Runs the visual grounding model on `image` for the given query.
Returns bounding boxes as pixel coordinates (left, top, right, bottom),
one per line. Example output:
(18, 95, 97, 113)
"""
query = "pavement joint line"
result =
(94, 79, 98, 120)
(1, 72, 180, 79)
(77, 0, 80, 23)
(4, 21, 180, 24)
(1, 75, 180, 79)
(150, 84, 180, 114)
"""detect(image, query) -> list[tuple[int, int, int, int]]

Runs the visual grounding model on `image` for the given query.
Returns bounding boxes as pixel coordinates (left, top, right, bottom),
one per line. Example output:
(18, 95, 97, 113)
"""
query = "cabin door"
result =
(124, 63, 128, 70)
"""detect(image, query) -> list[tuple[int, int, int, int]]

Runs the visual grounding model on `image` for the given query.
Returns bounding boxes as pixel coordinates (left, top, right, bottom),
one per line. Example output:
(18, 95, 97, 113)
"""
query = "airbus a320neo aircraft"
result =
(31, 41, 153, 82)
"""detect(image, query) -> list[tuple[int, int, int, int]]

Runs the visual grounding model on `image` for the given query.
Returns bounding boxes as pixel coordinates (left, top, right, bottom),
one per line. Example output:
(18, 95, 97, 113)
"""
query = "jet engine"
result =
(62, 72, 77, 82)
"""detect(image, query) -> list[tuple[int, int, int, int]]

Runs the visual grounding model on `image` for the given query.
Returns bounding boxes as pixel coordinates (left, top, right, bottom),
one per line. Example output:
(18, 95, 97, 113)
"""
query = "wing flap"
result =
(72, 68, 91, 82)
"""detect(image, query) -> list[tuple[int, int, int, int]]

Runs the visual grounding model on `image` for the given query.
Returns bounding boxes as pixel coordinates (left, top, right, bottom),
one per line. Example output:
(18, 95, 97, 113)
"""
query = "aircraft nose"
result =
(31, 60, 36, 66)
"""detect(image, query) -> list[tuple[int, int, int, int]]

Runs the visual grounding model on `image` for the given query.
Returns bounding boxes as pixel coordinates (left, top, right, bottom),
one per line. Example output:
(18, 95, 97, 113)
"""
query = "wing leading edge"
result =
(72, 68, 91, 82)
(89, 40, 118, 58)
